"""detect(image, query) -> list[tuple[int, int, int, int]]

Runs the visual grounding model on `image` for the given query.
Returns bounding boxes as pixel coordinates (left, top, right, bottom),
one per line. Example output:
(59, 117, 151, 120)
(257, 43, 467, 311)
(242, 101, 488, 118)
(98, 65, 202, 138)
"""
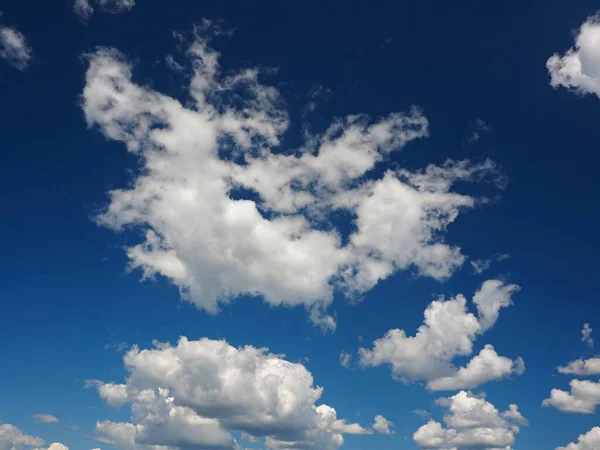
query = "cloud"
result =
(582, 323, 594, 347)
(413, 391, 526, 449)
(0, 424, 68, 450)
(547, 15, 600, 98)
(358, 280, 523, 390)
(465, 119, 491, 143)
(85, 380, 129, 408)
(73, 0, 135, 21)
(558, 357, 600, 376)
(372, 415, 395, 436)
(542, 379, 600, 414)
(339, 351, 352, 368)
(0, 25, 32, 70)
(427, 344, 525, 391)
(470, 253, 510, 274)
(90, 337, 372, 450)
(82, 28, 505, 329)
(557, 427, 600, 450)
(32, 414, 59, 424)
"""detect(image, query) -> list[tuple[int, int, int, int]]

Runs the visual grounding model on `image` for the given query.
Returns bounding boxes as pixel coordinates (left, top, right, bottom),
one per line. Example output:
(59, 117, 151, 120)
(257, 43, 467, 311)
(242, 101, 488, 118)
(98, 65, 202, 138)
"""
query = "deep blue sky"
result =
(1, 1, 599, 449)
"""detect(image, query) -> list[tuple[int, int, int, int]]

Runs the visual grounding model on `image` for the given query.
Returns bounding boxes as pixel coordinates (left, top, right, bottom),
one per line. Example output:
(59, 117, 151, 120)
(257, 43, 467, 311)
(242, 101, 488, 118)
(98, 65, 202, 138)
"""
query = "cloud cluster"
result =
(0, 423, 67, 450)
(547, 15, 600, 98)
(74, 0, 135, 21)
(413, 391, 526, 449)
(358, 280, 524, 390)
(82, 29, 504, 329)
(557, 427, 600, 450)
(89, 337, 374, 450)
(0, 25, 32, 70)
(543, 379, 600, 414)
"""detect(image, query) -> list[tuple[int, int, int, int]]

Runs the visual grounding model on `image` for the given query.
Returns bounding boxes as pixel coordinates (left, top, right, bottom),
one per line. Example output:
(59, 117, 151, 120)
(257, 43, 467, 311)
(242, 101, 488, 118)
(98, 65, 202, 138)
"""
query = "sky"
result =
(1, 0, 600, 449)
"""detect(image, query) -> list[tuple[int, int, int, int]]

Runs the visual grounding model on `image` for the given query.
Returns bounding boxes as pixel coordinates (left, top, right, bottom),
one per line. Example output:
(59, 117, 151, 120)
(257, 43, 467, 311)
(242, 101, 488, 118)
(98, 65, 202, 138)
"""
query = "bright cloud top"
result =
(547, 15, 600, 98)
(0, 25, 32, 70)
(74, 0, 135, 21)
(557, 427, 600, 450)
(82, 25, 505, 329)
(358, 279, 524, 390)
(413, 391, 527, 449)
(89, 336, 374, 450)
(0, 423, 68, 450)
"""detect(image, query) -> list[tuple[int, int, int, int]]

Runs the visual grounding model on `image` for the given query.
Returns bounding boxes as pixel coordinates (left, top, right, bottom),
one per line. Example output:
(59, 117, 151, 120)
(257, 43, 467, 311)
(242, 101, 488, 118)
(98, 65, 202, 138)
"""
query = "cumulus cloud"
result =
(542, 379, 600, 414)
(547, 15, 600, 98)
(32, 414, 59, 424)
(558, 357, 600, 376)
(372, 415, 395, 436)
(582, 323, 593, 347)
(0, 25, 32, 70)
(0, 423, 68, 450)
(82, 26, 505, 329)
(74, 0, 135, 21)
(90, 337, 372, 450)
(557, 427, 600, 450)
(413, 391, 526, 449)
(358, 280, 523, 390)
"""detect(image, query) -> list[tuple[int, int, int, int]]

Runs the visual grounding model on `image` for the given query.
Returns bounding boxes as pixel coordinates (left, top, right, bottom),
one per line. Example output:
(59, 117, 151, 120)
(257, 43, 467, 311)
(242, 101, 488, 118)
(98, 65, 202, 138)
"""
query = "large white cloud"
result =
(90, 337, 373, 450)
(0, 423, 67, 450)
(413, 391, 526, 449)
(557, 427, 600, 450)
(542, 379, 600, 414)
(358, 280, 524, 390)
(547, 15, 600, 98)
(0, 25, 32, 70)
(82, 27, 504, 329)
(74, 0, 135, 20)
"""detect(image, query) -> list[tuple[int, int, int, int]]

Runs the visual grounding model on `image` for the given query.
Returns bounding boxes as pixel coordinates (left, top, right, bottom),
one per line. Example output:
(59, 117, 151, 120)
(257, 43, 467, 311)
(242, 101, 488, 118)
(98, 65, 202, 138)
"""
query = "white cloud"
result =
(557, 427, 600, 450)
(73, 0, 135, 21)
(0, 424, 68, 450)
(0, 25, 32, 70)
(413, 391, 526, 449)
(547, 15, 600, 98)
(427, 344, 525, 391)
(32, 414, 59, 424)
(472, 279, 520, 332)
(339, 351, 352, 368)
(90, 337, 372, 450)
(85, 380, 129, 408)
(558, 357, 600, 376)
(582, 323, 593, 347)
(82, 29, 505, 329)
(358, 280, 523, 390)
(470, 253, 510, 274)
(372, 415, 395, 436)
(542, 379, 600, 414)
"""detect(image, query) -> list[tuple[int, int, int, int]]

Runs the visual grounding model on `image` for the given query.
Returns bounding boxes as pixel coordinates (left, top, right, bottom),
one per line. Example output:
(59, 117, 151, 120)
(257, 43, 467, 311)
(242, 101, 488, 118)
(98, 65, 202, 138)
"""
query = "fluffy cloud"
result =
(582, 323, 593, 347)
(413, 391, 526, 449)
(542, 379, 600, 414)
(372, 415, 395, 436)
(547, 15, 600, 98)
(558, 357, 600, 376)
(90, 337, 372, 450)
(358, 280, 524, 390)
(32, 414, 59, 424)
(339, 351, 351, 368)
(74, 0, 135, 21)
(82, 27, 504, 329)
(0, 25, 32, 70)
(557, 427, 600, 450)
(0, 424, 67, 450)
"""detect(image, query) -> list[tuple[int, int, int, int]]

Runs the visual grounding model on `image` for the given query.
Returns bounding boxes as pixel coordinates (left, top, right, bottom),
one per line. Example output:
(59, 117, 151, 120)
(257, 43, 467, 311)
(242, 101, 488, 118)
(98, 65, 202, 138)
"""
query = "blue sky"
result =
(1, 0, 600, 449)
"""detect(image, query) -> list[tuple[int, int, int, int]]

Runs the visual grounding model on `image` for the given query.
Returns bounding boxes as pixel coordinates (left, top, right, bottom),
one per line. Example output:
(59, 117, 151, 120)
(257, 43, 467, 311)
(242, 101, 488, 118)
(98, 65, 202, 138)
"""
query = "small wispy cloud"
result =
(466, 119, 491, 143)
(471, 253, 510, 274)
(340, 351, 352, 368)
(582, 323, 594, 347)
(33, 413, 59, 424)
(0, 25, 33, 70)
